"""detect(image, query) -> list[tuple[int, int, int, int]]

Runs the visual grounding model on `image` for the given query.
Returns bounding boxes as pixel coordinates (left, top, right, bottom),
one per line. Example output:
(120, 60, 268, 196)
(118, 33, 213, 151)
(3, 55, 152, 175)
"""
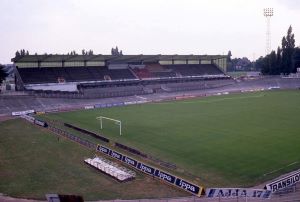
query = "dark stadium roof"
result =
(12, 54, 226, 63)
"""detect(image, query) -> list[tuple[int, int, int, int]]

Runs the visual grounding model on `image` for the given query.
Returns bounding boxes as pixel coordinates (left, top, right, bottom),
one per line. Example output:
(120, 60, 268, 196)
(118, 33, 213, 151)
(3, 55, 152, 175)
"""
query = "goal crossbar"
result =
(96, 116, 122, 135)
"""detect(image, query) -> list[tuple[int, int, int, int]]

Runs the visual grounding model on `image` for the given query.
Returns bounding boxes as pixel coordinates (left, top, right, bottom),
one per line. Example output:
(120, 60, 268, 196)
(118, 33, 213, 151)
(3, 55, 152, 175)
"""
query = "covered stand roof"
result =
(12, 54, 226, 64)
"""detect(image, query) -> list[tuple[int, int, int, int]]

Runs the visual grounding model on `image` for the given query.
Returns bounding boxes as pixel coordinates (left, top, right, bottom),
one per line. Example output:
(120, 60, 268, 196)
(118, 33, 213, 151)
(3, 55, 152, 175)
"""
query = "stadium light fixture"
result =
(263, 8, 274, 55)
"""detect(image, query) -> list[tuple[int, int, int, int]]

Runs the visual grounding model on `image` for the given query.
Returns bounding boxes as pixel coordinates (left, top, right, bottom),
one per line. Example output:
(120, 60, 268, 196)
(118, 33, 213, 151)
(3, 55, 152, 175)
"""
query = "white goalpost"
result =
(96, 116, 122, 135)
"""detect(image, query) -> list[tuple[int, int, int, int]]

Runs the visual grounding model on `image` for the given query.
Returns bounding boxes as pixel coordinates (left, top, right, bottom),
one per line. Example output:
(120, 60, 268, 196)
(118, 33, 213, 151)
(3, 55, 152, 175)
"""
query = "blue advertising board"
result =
(154, 169, 176, 184)
(122, 156, 138, 168)
(96, 145, 203, 196)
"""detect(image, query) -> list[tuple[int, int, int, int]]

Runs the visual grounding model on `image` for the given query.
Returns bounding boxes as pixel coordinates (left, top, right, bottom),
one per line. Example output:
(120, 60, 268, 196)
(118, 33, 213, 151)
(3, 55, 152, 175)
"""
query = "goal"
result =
(96, 116, 122, 135)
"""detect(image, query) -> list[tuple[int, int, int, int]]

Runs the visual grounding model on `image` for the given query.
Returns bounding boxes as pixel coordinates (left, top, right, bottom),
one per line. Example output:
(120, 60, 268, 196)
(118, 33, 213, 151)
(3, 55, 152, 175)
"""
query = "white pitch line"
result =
(182, 94, 265, 104)
(151, 93, 266, 105)
(263, 161, 299, 176)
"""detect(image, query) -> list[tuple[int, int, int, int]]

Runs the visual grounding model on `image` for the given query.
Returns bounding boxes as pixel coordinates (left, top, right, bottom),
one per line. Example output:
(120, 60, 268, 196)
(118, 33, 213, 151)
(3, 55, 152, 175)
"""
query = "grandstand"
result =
(12, 54, 230, 98)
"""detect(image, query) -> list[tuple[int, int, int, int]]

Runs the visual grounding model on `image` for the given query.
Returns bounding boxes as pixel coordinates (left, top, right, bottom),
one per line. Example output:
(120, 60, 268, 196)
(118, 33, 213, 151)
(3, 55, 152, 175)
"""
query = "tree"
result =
(226, 50, 233, 71)
(88, 49, 93, 55)
(70, 50, 77, 55)
(230, 57, 252, 71)
(260, 51, 277, 75)
(227, 50, 232, 62)
(15, 51, 20, 58)
(293, 47, 300, 72)
(26, 50, 29, 55)
(275, 46, 282, 74)
(111, 46, 123, 56)
(281, 25, 295, 73)
(257, 25, 296, 75)
(255, 56, 264, 71)
(260, 54, 269, 75)
(0, 64, 8, 84)
(82, 49, 86, 55)
(269, 50, 277, 75)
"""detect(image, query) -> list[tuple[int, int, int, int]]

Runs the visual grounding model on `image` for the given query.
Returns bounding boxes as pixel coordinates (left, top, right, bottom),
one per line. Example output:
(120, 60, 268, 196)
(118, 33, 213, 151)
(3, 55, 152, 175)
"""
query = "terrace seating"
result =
(64, 67, 94, 81)
(132, 68, 153, 79)
(131, 64, 176, 79)
(162, 79, 234, 92)
(18, 68, 58, 84)
(86, 67, 136, 80)
(164, 64, 223, 76)
(130, 64, 223, 79)
(49, 68, 72, 81)
(17, 66, 136, 84)
(17, 64, 224, 85)
(145, 63, 165, 72)
(81, 85, 146, 98)
(152, 71, 177, 78)
(108, 68, 136, 80)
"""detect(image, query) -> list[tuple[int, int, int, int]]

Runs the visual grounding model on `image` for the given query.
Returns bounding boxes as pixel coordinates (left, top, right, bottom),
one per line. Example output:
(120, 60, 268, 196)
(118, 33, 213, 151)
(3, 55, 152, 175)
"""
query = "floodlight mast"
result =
(264, 8, 274, 55)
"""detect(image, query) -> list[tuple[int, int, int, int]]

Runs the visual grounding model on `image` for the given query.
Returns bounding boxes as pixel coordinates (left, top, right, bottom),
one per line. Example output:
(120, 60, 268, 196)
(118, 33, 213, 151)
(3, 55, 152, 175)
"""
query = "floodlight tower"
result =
(263, 8, 274, 55)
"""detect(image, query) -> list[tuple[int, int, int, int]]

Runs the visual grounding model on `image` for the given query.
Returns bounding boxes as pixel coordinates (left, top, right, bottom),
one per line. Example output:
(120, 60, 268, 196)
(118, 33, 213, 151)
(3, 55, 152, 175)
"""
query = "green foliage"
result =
(275, 46, 282, 74)
(259, 25, 297, 74)
(230, 57, 253, 71)
(227, 50, 232, 61)
(0, 64, 8, 84)
(293, 48, 300, 70)
(261, 51, 278, 75)
(81, 49, 94, 55)
(15, 49, 30, 58)
(43, 90, 300, 187)
(111, 46, 123, 56)
(282, 25, 296, 73)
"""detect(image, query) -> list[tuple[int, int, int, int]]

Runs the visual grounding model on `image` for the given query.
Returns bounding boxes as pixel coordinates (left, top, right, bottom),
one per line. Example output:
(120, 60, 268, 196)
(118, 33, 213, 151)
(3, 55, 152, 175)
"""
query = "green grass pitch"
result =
(43, 90, 300, 187)
(0, 119, 186, 200)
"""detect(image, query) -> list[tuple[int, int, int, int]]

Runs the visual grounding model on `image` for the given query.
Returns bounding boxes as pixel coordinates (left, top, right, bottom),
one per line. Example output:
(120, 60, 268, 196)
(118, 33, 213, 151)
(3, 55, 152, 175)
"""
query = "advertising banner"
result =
(206, 188, 271, 199)
(84, 106, 94, 109)
(12, 109, 35, 116)
(265, 169, 300, 193)
(96, 145, 203, 196)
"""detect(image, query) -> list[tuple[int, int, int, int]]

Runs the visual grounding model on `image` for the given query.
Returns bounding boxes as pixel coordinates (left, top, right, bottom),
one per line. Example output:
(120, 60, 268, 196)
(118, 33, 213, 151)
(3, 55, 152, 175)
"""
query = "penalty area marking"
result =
(263, 161, 299, 176)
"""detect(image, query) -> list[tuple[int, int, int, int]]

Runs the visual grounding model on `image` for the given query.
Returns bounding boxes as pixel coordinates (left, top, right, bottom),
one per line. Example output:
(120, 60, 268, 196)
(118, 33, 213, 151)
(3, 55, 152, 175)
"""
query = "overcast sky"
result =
(1, 0, 300, 63)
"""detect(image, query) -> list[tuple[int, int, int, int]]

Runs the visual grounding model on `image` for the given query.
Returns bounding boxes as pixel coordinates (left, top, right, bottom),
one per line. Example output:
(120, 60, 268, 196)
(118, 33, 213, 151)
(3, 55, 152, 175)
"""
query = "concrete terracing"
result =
(1, 76, 300, 116)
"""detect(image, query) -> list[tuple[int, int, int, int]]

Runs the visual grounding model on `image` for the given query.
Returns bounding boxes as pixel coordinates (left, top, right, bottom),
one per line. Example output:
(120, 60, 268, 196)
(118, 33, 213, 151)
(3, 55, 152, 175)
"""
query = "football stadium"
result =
(1, 1, 300, 201)
(0, 52, 300, 201)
